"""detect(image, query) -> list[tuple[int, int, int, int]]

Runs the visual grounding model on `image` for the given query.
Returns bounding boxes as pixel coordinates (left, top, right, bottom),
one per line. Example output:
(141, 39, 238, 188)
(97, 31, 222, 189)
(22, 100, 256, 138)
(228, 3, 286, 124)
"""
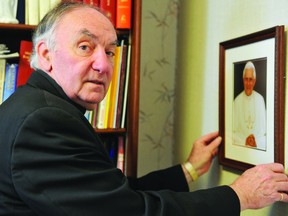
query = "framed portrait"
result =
(218, 26, 285, 171)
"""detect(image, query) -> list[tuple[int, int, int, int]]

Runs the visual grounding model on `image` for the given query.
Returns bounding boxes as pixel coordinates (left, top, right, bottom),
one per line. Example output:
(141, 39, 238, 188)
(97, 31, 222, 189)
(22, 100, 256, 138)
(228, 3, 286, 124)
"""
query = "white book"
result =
(96, 94, 108, 129)
(120, 44, 131, 128)
(50, 0, 61, 9)
(0, 52, 19, 59)
(39, 0, 50, 21)
(27, 0, 39, 25)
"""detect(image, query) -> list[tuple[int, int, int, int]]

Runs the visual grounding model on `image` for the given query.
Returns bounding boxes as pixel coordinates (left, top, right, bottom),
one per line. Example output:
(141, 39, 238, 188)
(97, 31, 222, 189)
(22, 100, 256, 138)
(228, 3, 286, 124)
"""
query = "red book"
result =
(83, 0, 99, 6)
(62, 0, 83, 2)
(116, 136, 125, 172)
(16, 41, 33, 87)
(99, 0, 116, 26)
(116, 0, 131, 29)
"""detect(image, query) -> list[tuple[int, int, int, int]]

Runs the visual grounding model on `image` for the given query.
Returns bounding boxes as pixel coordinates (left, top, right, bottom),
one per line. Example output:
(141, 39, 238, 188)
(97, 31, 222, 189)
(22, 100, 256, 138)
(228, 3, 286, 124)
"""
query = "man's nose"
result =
(91, 48, 112, 74)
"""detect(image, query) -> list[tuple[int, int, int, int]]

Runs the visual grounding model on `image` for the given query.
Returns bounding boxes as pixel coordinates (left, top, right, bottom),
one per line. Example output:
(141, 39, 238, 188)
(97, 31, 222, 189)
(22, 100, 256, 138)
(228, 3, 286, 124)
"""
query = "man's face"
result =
(46, 8, 117, 110)
(243, 68, 256, 96)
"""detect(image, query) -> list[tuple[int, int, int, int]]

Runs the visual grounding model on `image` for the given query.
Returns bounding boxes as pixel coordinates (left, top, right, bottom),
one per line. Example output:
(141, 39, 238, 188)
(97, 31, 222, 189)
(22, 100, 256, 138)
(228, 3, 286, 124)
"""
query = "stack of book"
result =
(0, 41, 33, 105)
(99, 135, 125, 172)
(16, 0, 62, 25)
(17, 0, 131, 29)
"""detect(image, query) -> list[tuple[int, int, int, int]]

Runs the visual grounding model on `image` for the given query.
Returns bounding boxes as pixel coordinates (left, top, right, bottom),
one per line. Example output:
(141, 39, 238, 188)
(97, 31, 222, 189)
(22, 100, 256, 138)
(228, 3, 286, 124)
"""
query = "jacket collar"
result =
(26, 69, 86, 114)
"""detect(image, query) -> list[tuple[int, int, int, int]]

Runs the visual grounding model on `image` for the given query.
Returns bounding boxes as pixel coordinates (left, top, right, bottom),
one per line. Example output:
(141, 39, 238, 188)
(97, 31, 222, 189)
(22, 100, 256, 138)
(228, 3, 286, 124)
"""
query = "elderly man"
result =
(233, 61, 266, 150)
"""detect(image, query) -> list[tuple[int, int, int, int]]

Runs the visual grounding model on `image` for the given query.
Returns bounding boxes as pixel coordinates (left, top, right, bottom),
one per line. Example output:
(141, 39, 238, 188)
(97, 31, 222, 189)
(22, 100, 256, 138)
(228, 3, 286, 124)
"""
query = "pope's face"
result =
(45, 8, 117, 110)
(243, 68, 256, 96)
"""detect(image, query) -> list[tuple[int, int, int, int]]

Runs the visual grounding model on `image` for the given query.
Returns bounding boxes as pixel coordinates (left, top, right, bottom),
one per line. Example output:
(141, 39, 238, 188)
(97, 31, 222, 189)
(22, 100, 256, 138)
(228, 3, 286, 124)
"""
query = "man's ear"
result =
(37, 41, 52, 72)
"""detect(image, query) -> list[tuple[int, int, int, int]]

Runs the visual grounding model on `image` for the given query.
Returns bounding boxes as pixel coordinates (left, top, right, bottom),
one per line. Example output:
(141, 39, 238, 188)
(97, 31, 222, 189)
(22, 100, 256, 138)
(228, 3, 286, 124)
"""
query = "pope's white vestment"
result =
(233, 90, 266, 150)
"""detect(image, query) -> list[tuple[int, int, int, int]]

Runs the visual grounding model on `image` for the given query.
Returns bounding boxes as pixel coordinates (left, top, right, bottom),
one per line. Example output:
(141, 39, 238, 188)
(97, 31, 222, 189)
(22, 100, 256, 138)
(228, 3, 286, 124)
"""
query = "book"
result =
(96, 87, 110, 129)
(39, 1, 51, 21)
(120, 44, 131, 128)
(99, 0, 116, 26)
(0, 59, 7, 104)
(115, 43, 127, 128)
(107, 42, 123, 128)
(0, 52, 19, 59)
(96, 99, 106, 129)
(102, 136, 118, 166)
(103, 84, 111, 128)
(84, 110, 92, 123)
(116, 136, 125, 172)
(116, 0, 131, 29)
(17, 41, 33, 87)
(3, 64, 18, 102)
(61, 0, 83, 2)
(16, 0, 26, 24)
(91, 104, 98, 128)
(25, 0, 29, 24)
(50, 0, 62, 8)
(0, 44, 19, 59)
(26, 0, 40, 25)
(83, 0, 99, 6)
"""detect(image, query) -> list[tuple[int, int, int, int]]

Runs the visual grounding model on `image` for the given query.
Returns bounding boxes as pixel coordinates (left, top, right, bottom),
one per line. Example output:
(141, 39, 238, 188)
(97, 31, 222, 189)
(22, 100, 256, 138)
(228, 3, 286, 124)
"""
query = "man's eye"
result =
(76, 43, 94, 56)
(106, 51, 115, 57)
(79, 45, 92, 52)
(80, 45, 88, 50)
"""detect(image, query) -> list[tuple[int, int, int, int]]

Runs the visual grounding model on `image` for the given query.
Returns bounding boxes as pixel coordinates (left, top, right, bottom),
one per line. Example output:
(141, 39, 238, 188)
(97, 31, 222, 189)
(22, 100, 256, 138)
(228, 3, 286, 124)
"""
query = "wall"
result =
(138, 0, 179, 176)
(175, 0, 288, 216)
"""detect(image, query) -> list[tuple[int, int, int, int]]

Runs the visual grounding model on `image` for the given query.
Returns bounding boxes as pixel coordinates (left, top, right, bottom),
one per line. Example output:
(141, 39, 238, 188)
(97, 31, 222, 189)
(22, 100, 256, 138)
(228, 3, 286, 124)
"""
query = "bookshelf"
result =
(0, 0, 141, 177)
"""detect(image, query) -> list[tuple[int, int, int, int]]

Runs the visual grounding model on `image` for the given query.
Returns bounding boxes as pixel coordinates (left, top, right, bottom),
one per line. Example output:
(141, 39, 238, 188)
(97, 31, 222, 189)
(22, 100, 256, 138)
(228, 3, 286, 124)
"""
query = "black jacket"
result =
(0, 70, 240, 215)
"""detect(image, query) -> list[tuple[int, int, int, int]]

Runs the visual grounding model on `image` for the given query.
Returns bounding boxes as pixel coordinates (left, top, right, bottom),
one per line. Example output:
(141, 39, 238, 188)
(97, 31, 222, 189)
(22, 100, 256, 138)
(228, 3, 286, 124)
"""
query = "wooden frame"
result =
(218, 26, 285, 171)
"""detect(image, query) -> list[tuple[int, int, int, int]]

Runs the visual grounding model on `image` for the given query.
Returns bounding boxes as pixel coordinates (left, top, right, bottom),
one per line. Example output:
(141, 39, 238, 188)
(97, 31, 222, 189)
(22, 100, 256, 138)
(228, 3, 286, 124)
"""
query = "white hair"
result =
(30, 2, 104, 70)
(243, 61, 256, 79)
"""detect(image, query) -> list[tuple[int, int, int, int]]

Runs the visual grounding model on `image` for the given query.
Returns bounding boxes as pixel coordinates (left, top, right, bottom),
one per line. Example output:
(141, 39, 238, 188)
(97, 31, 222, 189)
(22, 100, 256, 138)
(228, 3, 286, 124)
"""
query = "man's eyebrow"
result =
(79, 29, 96, 39)
(79, 28, 118, 46)
(113, 40, 119, 46)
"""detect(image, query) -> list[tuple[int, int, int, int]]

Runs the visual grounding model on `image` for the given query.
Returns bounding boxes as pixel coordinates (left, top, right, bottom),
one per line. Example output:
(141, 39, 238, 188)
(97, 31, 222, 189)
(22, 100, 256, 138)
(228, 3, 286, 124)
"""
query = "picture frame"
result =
(218, 26, 285, 171)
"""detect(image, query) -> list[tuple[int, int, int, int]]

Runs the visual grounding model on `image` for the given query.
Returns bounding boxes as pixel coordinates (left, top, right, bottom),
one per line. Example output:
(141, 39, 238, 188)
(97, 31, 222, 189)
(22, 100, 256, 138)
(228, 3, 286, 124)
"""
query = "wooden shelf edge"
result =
(0, 23, 36, 30)
(95, 128, 126, 134)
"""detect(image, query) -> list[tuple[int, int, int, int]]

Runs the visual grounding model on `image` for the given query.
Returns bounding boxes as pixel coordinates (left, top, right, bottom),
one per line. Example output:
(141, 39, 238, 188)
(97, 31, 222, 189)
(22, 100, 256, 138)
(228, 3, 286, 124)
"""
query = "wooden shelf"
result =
(0, 23, 36, 30)
(95, 128, 126, 134)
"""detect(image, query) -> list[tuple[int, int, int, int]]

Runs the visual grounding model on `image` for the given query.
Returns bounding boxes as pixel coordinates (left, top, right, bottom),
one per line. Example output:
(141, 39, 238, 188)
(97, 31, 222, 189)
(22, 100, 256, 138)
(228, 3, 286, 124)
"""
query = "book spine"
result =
(99, 0, 116, 26)
(120, 44, 131, 128)
(50, 0, 62, 9)
(83, 0, 100, 6)
(96, 101, 104, 129)
(96, 88, 110, 129)
(117, 136, 125, 172)
(0, 59, 7, 104)
(90, 104, 98, 128)
(115, 43, 127, 128)
(39, 1, 51, 21)
(116, 0, 131, 29)
(103, 84, 111, 128)
(16, 0, 26, 24)
(27, 0, 40, 25)
(3, 64, 18, 102)
(112, 40, 125, 128)
(17, 41, 33, 87)
(107, 44, 122, 128)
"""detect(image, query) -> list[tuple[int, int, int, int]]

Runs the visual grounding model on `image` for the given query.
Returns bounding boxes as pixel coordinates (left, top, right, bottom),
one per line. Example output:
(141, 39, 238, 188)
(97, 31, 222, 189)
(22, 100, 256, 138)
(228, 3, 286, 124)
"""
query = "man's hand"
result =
(184, 131, 222, 179)
(245, 134, 257, 147)
(230, 163, 288, 211)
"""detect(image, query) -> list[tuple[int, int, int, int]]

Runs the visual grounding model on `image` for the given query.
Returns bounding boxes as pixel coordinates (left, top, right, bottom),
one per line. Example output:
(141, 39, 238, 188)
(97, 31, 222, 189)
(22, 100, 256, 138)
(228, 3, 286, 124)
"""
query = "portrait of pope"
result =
(233, 60, 267, 150)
